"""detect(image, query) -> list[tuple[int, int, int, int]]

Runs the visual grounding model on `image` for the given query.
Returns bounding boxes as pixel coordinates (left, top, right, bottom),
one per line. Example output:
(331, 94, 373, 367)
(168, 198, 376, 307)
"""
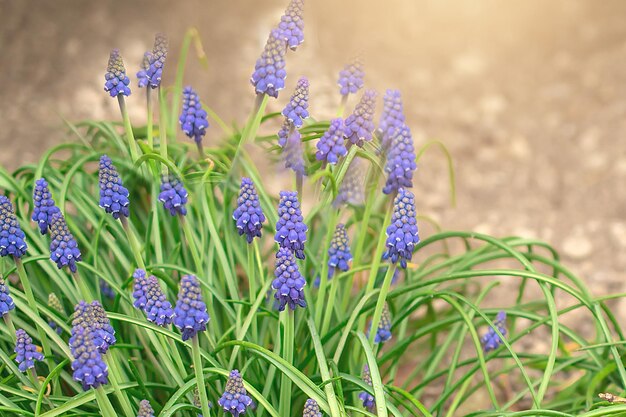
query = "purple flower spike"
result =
(98, 155, 130, 220)
(137, 52, 151, 88)
(328, 223, 352, 278)
(316, 118, 347, 164)
(70, 325, 108, 391)
(49, 212, 82, 273)
(71, 301, 116, 354)
(32, 178, 60, 235)
(179, 86, 209, 145)
(277, 119, 292, 147)
(272, 247, 307, 311)
(48, 293, 64, 335)
(146, 33, 168, 89)
(0, 196, 27, 259)
(333, 157, 366, 208)
(282, 77, 309, 128)
(138, 399, 155, 417)
(104, 49, 131, 97)
(278, 0, 305, 51)
(368, 302, 392, 343)
(338, 59, 365, 97)
(233, 178, 266, 244)
(482, 311, 507, 352)
(283, 129, 306, 176)
(382, 188, 420, 269)
(275, 191, 307, 260)
(359, 365, 375, 412)
(303, 399, 322, 417)
(218, 369, 253, 416)
(382, 124, 417, 195)
(378, 89, 406, 150)
(14, 329, 44, 372)
(251, 28, 287, 98)
(174, 275, 210, 341)
(100, 280, 115, 300)
(344, 89, 377, 147)
(132, 269, 175, 327)
(0, 277, 14, 316)
(159, 175, 189, 217)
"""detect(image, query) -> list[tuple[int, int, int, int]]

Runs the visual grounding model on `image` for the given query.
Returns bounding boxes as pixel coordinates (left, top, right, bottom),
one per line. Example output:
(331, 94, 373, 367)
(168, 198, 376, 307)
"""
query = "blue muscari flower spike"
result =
(0, 196, 27, 259)
(272, 247, 307, 311)
(383, 188, 420, 269)
(32, 178, 60, 235)
(482, 311, 507, 352)
(316, 118, 347, 164)
(359, 364, 375, 412)
(378, 89, 406, 150)
(70, 325, 108, 391)
(233, 178, 266, 244)
(282, 77, 309, 128)
(14, 329, 44, 372)
(104, 49, 131, 97)
(146, 33, 168, 89)
(0, 276, 15, 316)
(277, 118, 292, 147)
(278, 0, 305, 51)
(368, 302, 392, 343)
(275, 191, 308, 259)
(133, 269, 175, 327)
(48, 293, 63, 335)
(71, 301, 116, 354)
(138, 399, 155, 417)
(49, 212, 82, 273)
(98, 155, 130, 220)
(251, 28, 287, 98)
(382, 124, 417, 195)
(179, 86, 209, 145)
(174, 275, 210, 341)
(338, 59, 365, 96)
(159, 175, 189, 216)
(137, 52, 151, 88)
(100, 280, 115, 300)
(333, 157, 366, 208)
(303, 399, 322, 417)
(218, 369, 253, 416)
(344, 89, 377, 147)
(283, 129, 306, 176)
(328, 223, 352, 278)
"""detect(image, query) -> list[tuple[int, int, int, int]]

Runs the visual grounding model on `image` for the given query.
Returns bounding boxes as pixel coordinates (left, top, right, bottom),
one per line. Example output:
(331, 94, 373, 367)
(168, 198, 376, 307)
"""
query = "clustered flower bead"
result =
(369, 302, 392, 343)
(282, 77, 309, 128)
(272, 247, 307, 311)
(338, 59, 365, 97)
(218, 369, 253, 416)
(47, 292, 64, 335)
(98, 155, 130, 220)
(32, 178, 60, 235)
(250, 28, 287, 98)
(482, 311, 507, 352)
(233, 178, 266, 244)
(283, 129, 306, 176)
(382, 188, 420, 269)
(0, 196, 27, 259)
(100, 280, 115, 299)
(132, 269, 175, 327)
(382, 124, 417, 195)
(159, 175, 189, 216)
(303, 399, 322, 417)
(174, 275, 210, 341)
(146, 33, 168, 89)
(328, 223, 352, 277)
(278, 0, 305, 51)
(70, 325, 108, 391)
(333, 157, 367, 208)
(344, 89, 377, 147)
(71, 301, 116, 354)
(14, 329, 44, 372)
(316, 118, 347, 164)
(49, 212, 82, 273)
(103, 49, 131, 97)
(0, 276, 15, 316)
(277, 119, 292, 148)
(136, 51, 151, 88)
(378, 89, 406, 150)
(359, 364, 375, 412)
(137, 399, 155, 417)
(179, 86, 209, 145)
(274, 191, 308, 260)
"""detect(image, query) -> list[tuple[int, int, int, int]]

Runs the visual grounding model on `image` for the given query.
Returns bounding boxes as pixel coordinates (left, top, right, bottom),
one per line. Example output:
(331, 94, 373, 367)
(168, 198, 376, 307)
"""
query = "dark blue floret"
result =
(251, 28, 287, 98)
(327, 223, 352, 278)
(333, 157, 367, 208)
(138, 399, 155, 417)
(0, 196, 27, 259)
(274, 191, 307, 260)
(179, 86, 209, 145)
(316, 118, 347, 165)
(137, 52, 151, 88)
(32, 178, 60, 235)
(382, 124, 417, 195)
(159, 175, 189, 216)
(482, 311, 507, 352)
(278, 0, 305, 51)
(378, 89, 406, 150)
(49, 212, 82, 273)
(146, 33, 168, 89)
(272, 247, 307, 311)
(100, 280, 115, 300)
(338, 59, 365, 96)
(303, 399, 322, 417)
(282, 77, 309, 128)
(174, 275, 209, 341)
(0, 276, 15, 316)
(104, 49, 131, 97)
(71, 301, 116, 354)
(344, 89, 377, 147)
(233, 178, 266, 244)
(368, 302, 392, 343)
(283, 129, 306, 176)
(98, 155, 130, 220)
(133, 269, 175, 327)
(382, 188, 420, 269)
(14, 329, 44, 372)
(69, 325, 108, 391)
(277, 119, 292, 147)
(218, 369, 253, 416)
(359, 364, 375, 412)
(48, 293, 64, 335)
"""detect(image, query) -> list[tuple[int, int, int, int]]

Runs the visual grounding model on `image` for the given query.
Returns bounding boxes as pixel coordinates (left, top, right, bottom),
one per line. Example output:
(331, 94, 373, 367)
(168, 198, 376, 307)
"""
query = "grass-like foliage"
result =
(1, 9, 626, 417)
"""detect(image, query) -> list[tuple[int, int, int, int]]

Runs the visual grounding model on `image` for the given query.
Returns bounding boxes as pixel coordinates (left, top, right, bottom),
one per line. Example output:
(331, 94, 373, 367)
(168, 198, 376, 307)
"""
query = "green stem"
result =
(315, 210, 337, 328)
(146, 88, 154, 149)
(337, 94, 348, 117)
(368, 263, 397, 346)
(106, 352, 135, 417)
(279, 311, 294, 417)
(181, 216, 202, 273)
(3, 314, 16, 342)
(192, 336, 211, 417)
(71, 270, 93, 302)
(120, 217, 145, 269)
(230, 94, 268, 179)
(95, 386, 118, 417)
(247, 247, 258, 340)
(117, 95, 140, 162)
(158, 86, 169, 173)
(321, 272, 340, 336)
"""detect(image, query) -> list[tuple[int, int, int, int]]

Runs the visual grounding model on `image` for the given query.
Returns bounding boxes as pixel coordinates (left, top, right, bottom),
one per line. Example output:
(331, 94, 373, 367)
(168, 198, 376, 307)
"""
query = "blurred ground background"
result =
(1, 0, 625, 312)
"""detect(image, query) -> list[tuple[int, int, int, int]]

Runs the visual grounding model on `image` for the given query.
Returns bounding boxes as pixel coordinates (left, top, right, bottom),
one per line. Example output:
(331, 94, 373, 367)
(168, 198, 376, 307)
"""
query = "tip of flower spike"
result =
(0, 276, 15, 316)
(0, 195, 28, 258)
(104, 49, 131, 97)
(159, 175, 189, 217)
(251, 28, 287, 98)
(233, 177, 266, 244)
(15, 328, 44, 372)
(32, 177, 60, 235)
(279, 0, 305, 50)
(383, 188, 419, 269)
(98, 155, 130, 219)
(49, 211, 81, 272)
(174, 275, 209, 340)
(218, 369, 253, 416)
(138, 399, 155, 417)
(275, 191, 308, 260)
(316, 118, 347, 165)
(344, 89, 377, 147)
(303, 398, 322, 417)
(146, 33, 169, 89)
(281, 77, 310, 128)
(338, 58, 365, 96)
(179, 86, 209, 144)
(481, 311, 508, 353)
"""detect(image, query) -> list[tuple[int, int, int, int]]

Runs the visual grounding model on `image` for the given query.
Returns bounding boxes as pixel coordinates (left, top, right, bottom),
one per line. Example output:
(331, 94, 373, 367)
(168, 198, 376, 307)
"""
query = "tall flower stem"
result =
(71, 270, 93, 302)
(314, 209, 337, 328)
(94, 386, 117, 417)
(146, 88, 154, 149)
(181, 216, 202, 274)
(337, 95, 348, 117)
(368, 263, 397, 346)
(3, 314, 16, 342)
(296, 172, 303, 197)
(120, 217, 146, 270)
(230, 94, 269, 179)
(279, 311, 294, 417)
(192, 336, 211, 417)
(117, 95, 140, 162)
(246, 246, 258, 340)
(106, 352, 135, 417)
(158, 86, 169, 173)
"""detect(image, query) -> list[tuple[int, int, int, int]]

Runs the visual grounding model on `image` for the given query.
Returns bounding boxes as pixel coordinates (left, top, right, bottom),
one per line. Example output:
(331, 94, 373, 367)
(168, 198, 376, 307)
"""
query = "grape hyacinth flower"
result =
(70, 325, 108, 391)
(277, 119, 292, 147)
(174, 275, 210, 341)
(71, 301, 116, 354)
(278, 0, 305, 50)
(251, 28, 287, 98)
(98, 155, 130, 220)
(32, 178, 60, 235)
(338, 59, 365, 97)
(344, 89, 377, 147)
(333, 157, 367, 208)
(136, 52, 151, 88)
(368, 302, 392, 343)
(132, 269, 175, 326)
(0, 276, 15, 316)
(303, 399, 322, 417)
(482, 311, 507, 352)
(100, 280, 115, 300)
(273, 247, 307, 311)
(359, 364, 375, 412)
(233, 178, 266, 244)
(378, 89, 406, 150)
(218, 369, 253, 416)
(103, 49, 131, 97)
(382, 124, 417, 195)
(179, 86, 209, 146)
(382, 188, 420, 269)
(282, 77, 309, 128)
(49, 212, 82, 273)
(48, 292, 64, 335)
(327, 223, 352, 277)
(283, 129, 305, 176)
(137, 399, 155, 417)
(146, 33, 168, 89)
(14, 329, 44, 372)
(0, 196, 27, 259)
(275, 191, 308, 260)
(316, 118, 347, 164)
(159, 175, 189, 217)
